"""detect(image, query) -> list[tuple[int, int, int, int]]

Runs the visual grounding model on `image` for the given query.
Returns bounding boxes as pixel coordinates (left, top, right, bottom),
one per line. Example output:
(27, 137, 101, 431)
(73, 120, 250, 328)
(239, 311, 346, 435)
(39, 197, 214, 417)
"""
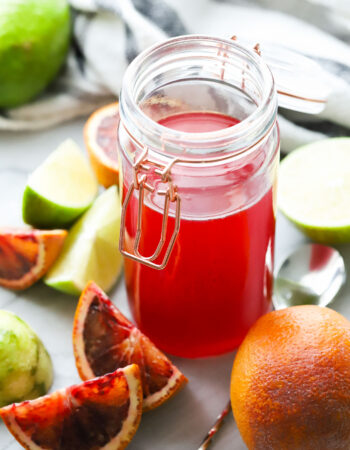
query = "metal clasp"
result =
(119, 147, 181, 270)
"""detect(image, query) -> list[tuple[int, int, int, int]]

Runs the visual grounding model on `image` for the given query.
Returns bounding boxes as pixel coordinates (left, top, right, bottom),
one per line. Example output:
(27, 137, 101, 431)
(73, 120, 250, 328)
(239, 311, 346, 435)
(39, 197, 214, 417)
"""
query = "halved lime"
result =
(23, 139, 98, 229)
(44, 186, 122, 295)
(278, 138, 350, 244)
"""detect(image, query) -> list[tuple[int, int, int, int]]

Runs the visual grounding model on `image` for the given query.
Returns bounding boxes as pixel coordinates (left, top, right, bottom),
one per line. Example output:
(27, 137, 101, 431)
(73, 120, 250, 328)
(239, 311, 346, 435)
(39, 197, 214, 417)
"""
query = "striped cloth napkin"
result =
(1, 0, 350, 152)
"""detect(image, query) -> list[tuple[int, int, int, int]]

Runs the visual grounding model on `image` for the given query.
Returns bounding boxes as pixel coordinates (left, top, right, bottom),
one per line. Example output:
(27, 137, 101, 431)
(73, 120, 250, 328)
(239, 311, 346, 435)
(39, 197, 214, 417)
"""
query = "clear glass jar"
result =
(117, 35, 279, 358)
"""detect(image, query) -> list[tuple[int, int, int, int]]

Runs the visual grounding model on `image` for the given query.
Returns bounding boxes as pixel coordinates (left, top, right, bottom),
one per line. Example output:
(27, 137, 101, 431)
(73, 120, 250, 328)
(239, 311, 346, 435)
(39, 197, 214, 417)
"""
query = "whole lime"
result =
(0, 310, 53, 407)
(0, 0, 70, 108)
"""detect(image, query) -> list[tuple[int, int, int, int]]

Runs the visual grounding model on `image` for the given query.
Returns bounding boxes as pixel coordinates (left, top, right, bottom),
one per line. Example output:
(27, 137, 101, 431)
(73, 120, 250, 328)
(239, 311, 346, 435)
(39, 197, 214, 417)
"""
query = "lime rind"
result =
(22, 139, 98, 229)
(279, 208, 350, 245)
(44, 279, 81, 296)
(278, 137, 350, 244)
(22, 185, 91, 229)
(0, 311, 53, 407)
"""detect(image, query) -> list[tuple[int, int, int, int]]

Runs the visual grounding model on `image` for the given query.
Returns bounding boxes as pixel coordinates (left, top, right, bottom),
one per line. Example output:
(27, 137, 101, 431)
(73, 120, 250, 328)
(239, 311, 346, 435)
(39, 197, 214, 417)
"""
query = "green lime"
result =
(0, 310, 53, 407)
(0, 0, 70, 108)
(44, 186, 122, 295)
(23, 139, 99, 229)
(278, 138, 350, 244)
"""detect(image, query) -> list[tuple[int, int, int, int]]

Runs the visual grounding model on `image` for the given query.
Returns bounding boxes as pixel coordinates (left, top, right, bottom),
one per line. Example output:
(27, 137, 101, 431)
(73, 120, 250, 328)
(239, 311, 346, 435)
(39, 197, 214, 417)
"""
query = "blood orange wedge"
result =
(0, 365, 142, 450)
(73, 282, 188, 411)
(0, 228, 67, 290)
(84, 103, 120, 188)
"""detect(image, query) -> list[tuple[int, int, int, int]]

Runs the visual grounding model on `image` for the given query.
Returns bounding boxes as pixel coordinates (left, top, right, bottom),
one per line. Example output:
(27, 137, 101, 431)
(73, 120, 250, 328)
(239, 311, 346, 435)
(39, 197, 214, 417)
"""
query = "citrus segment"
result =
(44, 186, 122, 295)
(0, 365, 142, 450)
(0, 228, 67, 290)
(84, 103, 120, 188)
(73, 282, 188, 411)
(279, 137, 350, 243)
(23, 139, 98, 229)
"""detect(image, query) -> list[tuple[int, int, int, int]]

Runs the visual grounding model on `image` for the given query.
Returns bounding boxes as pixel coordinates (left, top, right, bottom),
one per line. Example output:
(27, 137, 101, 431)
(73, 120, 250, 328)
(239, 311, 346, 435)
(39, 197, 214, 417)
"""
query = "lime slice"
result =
(278, 137, 350, 244)
(44, 186, 122, 295)
(23, 139, 98, 229)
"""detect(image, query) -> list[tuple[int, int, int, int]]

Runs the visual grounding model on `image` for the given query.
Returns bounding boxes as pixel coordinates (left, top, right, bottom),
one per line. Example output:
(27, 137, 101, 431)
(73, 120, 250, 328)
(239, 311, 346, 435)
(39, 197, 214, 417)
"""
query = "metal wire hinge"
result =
(119, 147, 181, 270)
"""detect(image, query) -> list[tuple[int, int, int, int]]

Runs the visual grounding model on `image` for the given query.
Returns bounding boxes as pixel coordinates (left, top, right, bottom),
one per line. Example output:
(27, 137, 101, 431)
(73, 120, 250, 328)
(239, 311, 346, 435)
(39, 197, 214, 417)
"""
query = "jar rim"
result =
(120, 34, 277, 162)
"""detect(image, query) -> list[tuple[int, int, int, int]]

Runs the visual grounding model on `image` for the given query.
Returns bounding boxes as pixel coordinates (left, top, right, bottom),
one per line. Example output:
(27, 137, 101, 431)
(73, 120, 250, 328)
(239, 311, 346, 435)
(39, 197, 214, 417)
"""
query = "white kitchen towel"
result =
(1, 0, 350, 152)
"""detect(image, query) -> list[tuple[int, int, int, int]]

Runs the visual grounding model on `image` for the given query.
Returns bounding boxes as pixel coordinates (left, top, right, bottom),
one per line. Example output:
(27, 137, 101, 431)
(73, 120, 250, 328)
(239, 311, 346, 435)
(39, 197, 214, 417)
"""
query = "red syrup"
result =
(123, 111, 275, 357)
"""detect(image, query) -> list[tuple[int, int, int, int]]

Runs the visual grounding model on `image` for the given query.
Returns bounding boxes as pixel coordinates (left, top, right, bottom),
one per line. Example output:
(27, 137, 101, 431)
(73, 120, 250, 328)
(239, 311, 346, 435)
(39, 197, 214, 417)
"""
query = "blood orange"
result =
(231, 306, 350, 449)
(0, 228, 67, 290)
(73, 282, 188, 411)
(84, 103, 120, 188)
(83, 98, 190, 188)
(0, 365, 142, 450)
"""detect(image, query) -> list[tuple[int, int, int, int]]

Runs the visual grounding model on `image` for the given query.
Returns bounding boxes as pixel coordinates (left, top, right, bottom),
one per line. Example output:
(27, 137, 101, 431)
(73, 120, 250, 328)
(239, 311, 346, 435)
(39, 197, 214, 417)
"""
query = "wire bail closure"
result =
(119, 34, 328, 271)
(119, 147, 181, 270)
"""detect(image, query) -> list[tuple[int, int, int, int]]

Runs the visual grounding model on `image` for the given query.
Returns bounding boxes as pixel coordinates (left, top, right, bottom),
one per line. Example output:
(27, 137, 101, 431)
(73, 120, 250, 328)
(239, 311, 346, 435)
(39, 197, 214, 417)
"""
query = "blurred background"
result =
(1, 0, 350, 152)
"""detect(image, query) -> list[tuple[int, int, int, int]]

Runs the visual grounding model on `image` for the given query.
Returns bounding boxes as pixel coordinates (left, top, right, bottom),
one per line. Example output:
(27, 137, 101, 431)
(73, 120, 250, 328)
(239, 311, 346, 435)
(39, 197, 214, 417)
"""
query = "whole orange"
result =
(231, 305, 350, 450)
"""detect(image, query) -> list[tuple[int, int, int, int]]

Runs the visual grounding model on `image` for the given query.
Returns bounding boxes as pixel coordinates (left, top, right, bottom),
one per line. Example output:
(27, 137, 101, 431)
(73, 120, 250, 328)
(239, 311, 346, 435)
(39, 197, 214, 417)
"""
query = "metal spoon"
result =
(198, 243, 346, 449)
(273, 243, 346, 309)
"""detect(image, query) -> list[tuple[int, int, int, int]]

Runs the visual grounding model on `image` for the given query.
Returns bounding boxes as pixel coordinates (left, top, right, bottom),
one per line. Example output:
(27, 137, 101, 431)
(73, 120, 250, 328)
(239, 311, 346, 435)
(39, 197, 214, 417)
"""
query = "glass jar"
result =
(117, 35, 279, 358)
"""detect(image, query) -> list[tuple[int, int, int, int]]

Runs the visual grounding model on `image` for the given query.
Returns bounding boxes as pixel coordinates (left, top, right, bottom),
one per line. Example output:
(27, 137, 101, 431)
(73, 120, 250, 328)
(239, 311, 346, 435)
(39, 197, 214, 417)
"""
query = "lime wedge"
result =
(44, 186, 122, 295)
(278, 137, 350, 244)
(23, 139, 98, 229)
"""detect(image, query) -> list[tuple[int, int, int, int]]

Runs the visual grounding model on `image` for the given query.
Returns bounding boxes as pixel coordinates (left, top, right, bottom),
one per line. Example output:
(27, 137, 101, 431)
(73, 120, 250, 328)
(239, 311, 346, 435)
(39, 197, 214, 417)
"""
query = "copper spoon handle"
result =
(198, 400, 232, 450)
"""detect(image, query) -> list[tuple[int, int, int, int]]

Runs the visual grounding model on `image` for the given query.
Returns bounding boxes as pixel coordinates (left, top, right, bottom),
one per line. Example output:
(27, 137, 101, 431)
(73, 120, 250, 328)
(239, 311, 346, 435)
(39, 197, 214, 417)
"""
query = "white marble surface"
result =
(1, 120, 350, 450)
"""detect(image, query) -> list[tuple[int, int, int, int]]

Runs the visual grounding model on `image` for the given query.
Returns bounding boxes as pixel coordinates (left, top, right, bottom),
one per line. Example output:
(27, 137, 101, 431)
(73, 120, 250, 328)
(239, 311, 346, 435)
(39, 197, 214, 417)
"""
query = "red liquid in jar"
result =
(124, 111, 275, 357)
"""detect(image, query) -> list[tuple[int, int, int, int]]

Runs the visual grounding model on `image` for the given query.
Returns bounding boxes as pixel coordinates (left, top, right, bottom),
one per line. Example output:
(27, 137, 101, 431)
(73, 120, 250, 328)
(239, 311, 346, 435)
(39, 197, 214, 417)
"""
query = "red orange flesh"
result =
(0, 228, 67, 290)
(73, 281, 188, 411)
(84, 103, 119, 188)
(0, 365, 142, 450)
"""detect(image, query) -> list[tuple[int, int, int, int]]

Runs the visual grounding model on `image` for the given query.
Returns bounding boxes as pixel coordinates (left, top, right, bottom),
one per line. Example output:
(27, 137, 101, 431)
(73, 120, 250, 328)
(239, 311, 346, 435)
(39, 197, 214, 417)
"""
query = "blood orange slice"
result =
(0, 365, 142, 450)
(0, 228, 67, 290)
(73, 282, 188, 411)
(84, 103, 120, 188)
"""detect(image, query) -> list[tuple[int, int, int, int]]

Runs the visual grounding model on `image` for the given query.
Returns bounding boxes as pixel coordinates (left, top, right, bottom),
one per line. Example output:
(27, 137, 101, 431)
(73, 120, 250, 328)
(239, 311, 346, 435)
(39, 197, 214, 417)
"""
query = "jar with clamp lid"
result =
(117, 35, 327, 357)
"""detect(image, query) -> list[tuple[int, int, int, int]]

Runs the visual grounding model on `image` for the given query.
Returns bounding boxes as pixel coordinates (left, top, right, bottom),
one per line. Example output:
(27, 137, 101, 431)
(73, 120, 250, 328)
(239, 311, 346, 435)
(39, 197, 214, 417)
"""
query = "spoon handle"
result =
(198, 400, 232, 450)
